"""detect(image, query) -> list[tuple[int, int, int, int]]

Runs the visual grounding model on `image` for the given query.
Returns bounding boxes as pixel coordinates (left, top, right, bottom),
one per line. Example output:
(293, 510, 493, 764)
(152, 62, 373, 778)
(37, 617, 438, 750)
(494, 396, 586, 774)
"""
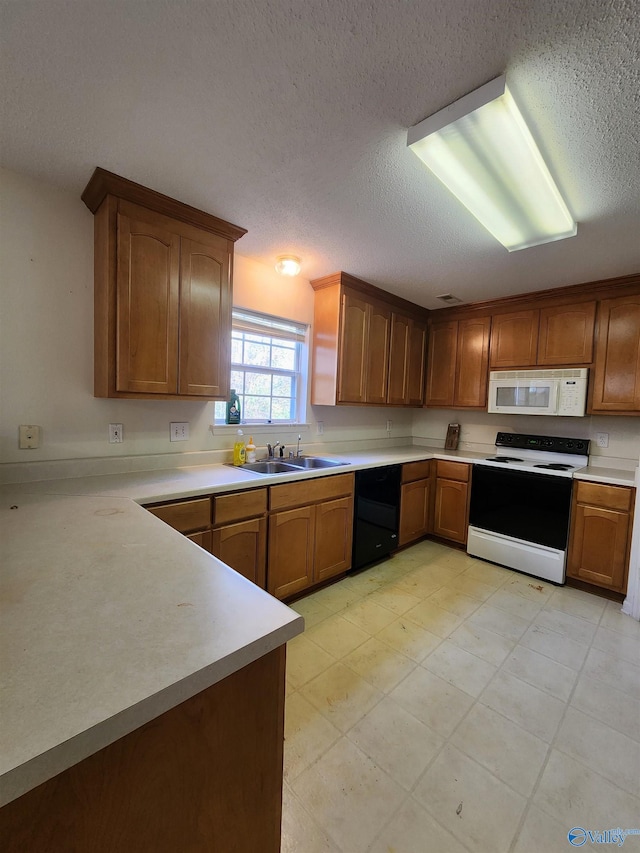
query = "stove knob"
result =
(576, 441, 585, 450)
(567, 441, 574, 448)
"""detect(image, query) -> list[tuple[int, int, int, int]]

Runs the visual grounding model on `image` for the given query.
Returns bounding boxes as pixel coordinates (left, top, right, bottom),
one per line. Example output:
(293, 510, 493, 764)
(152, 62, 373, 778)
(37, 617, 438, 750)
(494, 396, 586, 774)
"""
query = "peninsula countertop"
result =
(0, 490, 303, 807)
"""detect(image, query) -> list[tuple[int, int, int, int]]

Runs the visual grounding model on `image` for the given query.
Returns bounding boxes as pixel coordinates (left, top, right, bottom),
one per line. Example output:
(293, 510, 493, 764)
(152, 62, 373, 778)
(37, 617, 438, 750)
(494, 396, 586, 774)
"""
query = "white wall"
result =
(0, 167, 636, 484)
(412, 408, 640, 469)
(0, 168, 412, 481)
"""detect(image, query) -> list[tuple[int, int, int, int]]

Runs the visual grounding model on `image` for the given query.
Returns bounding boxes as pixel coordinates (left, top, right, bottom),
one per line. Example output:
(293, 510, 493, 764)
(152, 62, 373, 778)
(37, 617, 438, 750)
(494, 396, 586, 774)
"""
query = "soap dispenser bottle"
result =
(233, 430, 246, 466)
(246, 436, 256, 463)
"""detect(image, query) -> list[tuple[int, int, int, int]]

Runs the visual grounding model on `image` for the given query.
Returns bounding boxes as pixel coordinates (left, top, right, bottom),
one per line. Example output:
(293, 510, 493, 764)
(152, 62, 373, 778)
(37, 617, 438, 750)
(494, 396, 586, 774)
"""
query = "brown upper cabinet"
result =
(489, 310, 539, 368)
(311, 272, 428, 407)
(388, 313, 428, 406)
(337, 290, 390, 404)
(591, 294, 640, 414)
(82, 168, 246, 400)
(426, 317, 491, 408)
(537, 302, 596, 365)
(489, 302, 596, 369)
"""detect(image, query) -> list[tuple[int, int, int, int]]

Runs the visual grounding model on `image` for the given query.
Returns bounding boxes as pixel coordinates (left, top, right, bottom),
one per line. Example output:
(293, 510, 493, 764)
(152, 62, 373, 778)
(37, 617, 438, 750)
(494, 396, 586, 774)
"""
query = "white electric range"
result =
(467, 432, 590, 584)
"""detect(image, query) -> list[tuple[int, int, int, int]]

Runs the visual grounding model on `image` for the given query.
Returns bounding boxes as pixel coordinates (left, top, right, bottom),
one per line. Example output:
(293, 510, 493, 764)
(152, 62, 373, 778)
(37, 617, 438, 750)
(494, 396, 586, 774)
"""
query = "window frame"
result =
(214, 309, 308, 425)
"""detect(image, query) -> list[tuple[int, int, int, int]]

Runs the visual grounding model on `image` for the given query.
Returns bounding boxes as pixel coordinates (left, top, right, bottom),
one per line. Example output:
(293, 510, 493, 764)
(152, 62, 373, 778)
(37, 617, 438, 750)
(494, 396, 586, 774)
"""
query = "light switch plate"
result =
(19, 424, 40, 449)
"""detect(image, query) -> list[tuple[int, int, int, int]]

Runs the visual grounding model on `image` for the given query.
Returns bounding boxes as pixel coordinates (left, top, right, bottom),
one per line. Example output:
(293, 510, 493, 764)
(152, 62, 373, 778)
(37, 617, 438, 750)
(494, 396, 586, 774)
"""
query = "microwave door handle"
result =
(552, 381, 561, 414)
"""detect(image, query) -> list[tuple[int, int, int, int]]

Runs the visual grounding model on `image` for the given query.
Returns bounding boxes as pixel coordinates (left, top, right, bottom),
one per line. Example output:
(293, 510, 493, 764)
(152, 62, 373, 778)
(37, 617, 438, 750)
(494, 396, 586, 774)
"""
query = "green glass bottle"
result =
(226, 389, 241, 424)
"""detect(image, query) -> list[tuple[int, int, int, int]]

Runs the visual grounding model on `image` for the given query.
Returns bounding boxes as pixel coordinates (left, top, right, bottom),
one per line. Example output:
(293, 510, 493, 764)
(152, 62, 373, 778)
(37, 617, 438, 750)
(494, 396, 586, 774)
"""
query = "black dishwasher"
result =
(352, 465, 401, 571)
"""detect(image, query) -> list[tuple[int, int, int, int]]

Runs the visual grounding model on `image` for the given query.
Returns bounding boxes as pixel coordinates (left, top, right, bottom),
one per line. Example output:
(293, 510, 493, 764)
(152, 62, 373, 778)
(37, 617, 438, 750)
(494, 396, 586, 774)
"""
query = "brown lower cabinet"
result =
(0, 647, 286, 853)
(145, 488, 268, 589)
(268, 473, 355, 600)
(211, 489, 268, 587)
(433, 460, 471, 544)
(567, 481, 635, 593)
(399, 460, 434, 546)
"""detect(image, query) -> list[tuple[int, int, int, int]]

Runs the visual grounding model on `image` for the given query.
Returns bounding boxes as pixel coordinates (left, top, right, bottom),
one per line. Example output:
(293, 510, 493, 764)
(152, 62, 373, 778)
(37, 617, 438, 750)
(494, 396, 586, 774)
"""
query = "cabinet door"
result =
(178, 236, 231, 398)
(567, 503, 630, 592)
(187, 530, 213, 551)
(591, 294, 640, 413)
(399, 478, 432, 546)
(425, 321, 457, 407)
(454, 316, 491, 407)
(314, 496, 354, 583)
(537, 302, 596, 365)
(267, 506, 314, 599)
(211, 517, 267, 589)
(406, 320, 427, 406)
(434, 478, 469, 543)
(387, 313, 410, 405)
(337, 291, 368, 403)
(490, 310, 539, 368)
(116, 213, 180, 394)
(365, 301, 391, 404)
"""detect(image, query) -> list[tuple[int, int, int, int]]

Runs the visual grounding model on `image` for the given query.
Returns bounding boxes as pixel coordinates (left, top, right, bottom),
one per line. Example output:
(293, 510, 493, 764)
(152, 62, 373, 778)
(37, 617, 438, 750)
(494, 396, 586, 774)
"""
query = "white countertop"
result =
(0, 490, 303, 807)
(573, 466, 637, 487)
(1, 444, 635, 807)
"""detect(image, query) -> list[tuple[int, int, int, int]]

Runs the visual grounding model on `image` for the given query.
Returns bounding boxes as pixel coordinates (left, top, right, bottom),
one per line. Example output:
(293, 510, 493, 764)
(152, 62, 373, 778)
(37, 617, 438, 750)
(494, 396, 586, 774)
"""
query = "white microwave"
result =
(488, 368, 589, 416)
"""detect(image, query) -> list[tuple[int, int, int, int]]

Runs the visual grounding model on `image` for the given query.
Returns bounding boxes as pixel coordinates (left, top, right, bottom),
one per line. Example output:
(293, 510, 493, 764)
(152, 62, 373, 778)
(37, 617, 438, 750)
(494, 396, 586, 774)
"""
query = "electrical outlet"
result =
(596, 432, 609, 448)
(316, 421, 324, 435)
(109, 423, 123, 443)
(170, 422, 189, 442)
(386, 419, 392, 432)
(19, 424, 40, 449)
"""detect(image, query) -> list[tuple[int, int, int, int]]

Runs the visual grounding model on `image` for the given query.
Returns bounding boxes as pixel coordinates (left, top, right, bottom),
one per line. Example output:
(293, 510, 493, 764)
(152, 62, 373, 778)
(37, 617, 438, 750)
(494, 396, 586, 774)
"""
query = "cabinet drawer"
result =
(574, 481, 633, 512)
(213, 488, 268, 525)
(436, 460, 470, 482)
(147, 498, 211, 533)
(402, 460, 432, 483)
(270, 473, 355, 511)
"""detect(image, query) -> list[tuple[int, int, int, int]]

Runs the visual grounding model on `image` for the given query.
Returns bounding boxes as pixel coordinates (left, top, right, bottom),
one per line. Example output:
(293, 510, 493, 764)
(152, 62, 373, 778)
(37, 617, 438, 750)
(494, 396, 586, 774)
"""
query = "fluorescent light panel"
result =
(407, 76, 577, 251)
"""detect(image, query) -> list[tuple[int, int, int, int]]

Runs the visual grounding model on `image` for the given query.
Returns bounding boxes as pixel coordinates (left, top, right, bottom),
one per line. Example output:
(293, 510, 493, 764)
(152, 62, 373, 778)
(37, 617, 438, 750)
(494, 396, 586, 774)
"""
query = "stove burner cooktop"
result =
(484, 456, 523, 462)
(534, 463, 574, 471)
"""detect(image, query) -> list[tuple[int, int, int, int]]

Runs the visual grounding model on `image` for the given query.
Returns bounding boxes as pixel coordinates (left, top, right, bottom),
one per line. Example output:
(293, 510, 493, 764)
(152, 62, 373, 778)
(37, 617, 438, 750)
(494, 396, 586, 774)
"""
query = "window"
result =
(214, 309, 307, 424)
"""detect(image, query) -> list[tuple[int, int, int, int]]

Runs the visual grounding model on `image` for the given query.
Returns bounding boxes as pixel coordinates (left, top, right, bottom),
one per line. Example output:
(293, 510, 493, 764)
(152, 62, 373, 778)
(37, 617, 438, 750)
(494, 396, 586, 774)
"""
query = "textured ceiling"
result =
(1, 0, 639, 308)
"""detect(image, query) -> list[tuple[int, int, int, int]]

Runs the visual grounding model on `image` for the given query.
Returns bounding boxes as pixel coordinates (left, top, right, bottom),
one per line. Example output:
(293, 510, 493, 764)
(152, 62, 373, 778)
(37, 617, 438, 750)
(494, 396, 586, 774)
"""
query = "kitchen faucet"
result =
(289, 435, 302, 458)
(267, 441, 280, 459)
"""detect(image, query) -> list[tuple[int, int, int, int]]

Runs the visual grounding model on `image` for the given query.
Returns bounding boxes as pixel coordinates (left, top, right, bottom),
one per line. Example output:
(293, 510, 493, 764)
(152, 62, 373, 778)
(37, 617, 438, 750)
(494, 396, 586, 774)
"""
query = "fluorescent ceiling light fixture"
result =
(275, 255, 301, 276)
(407, 75, 577, 251)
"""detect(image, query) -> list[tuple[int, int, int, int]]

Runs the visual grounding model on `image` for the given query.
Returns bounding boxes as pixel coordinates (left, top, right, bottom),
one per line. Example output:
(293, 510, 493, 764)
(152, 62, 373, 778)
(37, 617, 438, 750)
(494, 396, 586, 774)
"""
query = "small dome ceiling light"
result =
(275, 255, 301, 276)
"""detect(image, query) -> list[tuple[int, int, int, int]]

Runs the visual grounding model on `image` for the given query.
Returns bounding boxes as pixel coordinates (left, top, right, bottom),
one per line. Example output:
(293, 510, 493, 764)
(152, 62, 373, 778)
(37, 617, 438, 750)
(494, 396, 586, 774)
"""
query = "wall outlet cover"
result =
(109, 423, 123, 443)
(170, 422, 189, 441)
(19, 424, 41, 449)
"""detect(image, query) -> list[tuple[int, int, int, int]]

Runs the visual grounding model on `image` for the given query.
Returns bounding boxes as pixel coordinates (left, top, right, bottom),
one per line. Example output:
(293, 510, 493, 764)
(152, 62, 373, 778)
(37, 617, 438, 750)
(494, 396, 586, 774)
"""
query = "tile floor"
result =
(280, 540, 640, 853)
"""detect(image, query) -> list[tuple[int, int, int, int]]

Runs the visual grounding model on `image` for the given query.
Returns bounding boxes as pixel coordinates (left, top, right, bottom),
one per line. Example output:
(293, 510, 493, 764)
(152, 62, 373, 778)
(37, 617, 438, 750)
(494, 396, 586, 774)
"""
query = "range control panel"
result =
(495, 432, 590, 455)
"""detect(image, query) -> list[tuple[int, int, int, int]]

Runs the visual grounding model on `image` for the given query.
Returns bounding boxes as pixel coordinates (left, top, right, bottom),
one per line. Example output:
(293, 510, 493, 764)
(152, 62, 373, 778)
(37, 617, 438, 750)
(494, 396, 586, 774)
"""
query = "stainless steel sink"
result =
(226, 456, 348, 475)
(284, 457, 347, 469)
(238, 460, 299, 474)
